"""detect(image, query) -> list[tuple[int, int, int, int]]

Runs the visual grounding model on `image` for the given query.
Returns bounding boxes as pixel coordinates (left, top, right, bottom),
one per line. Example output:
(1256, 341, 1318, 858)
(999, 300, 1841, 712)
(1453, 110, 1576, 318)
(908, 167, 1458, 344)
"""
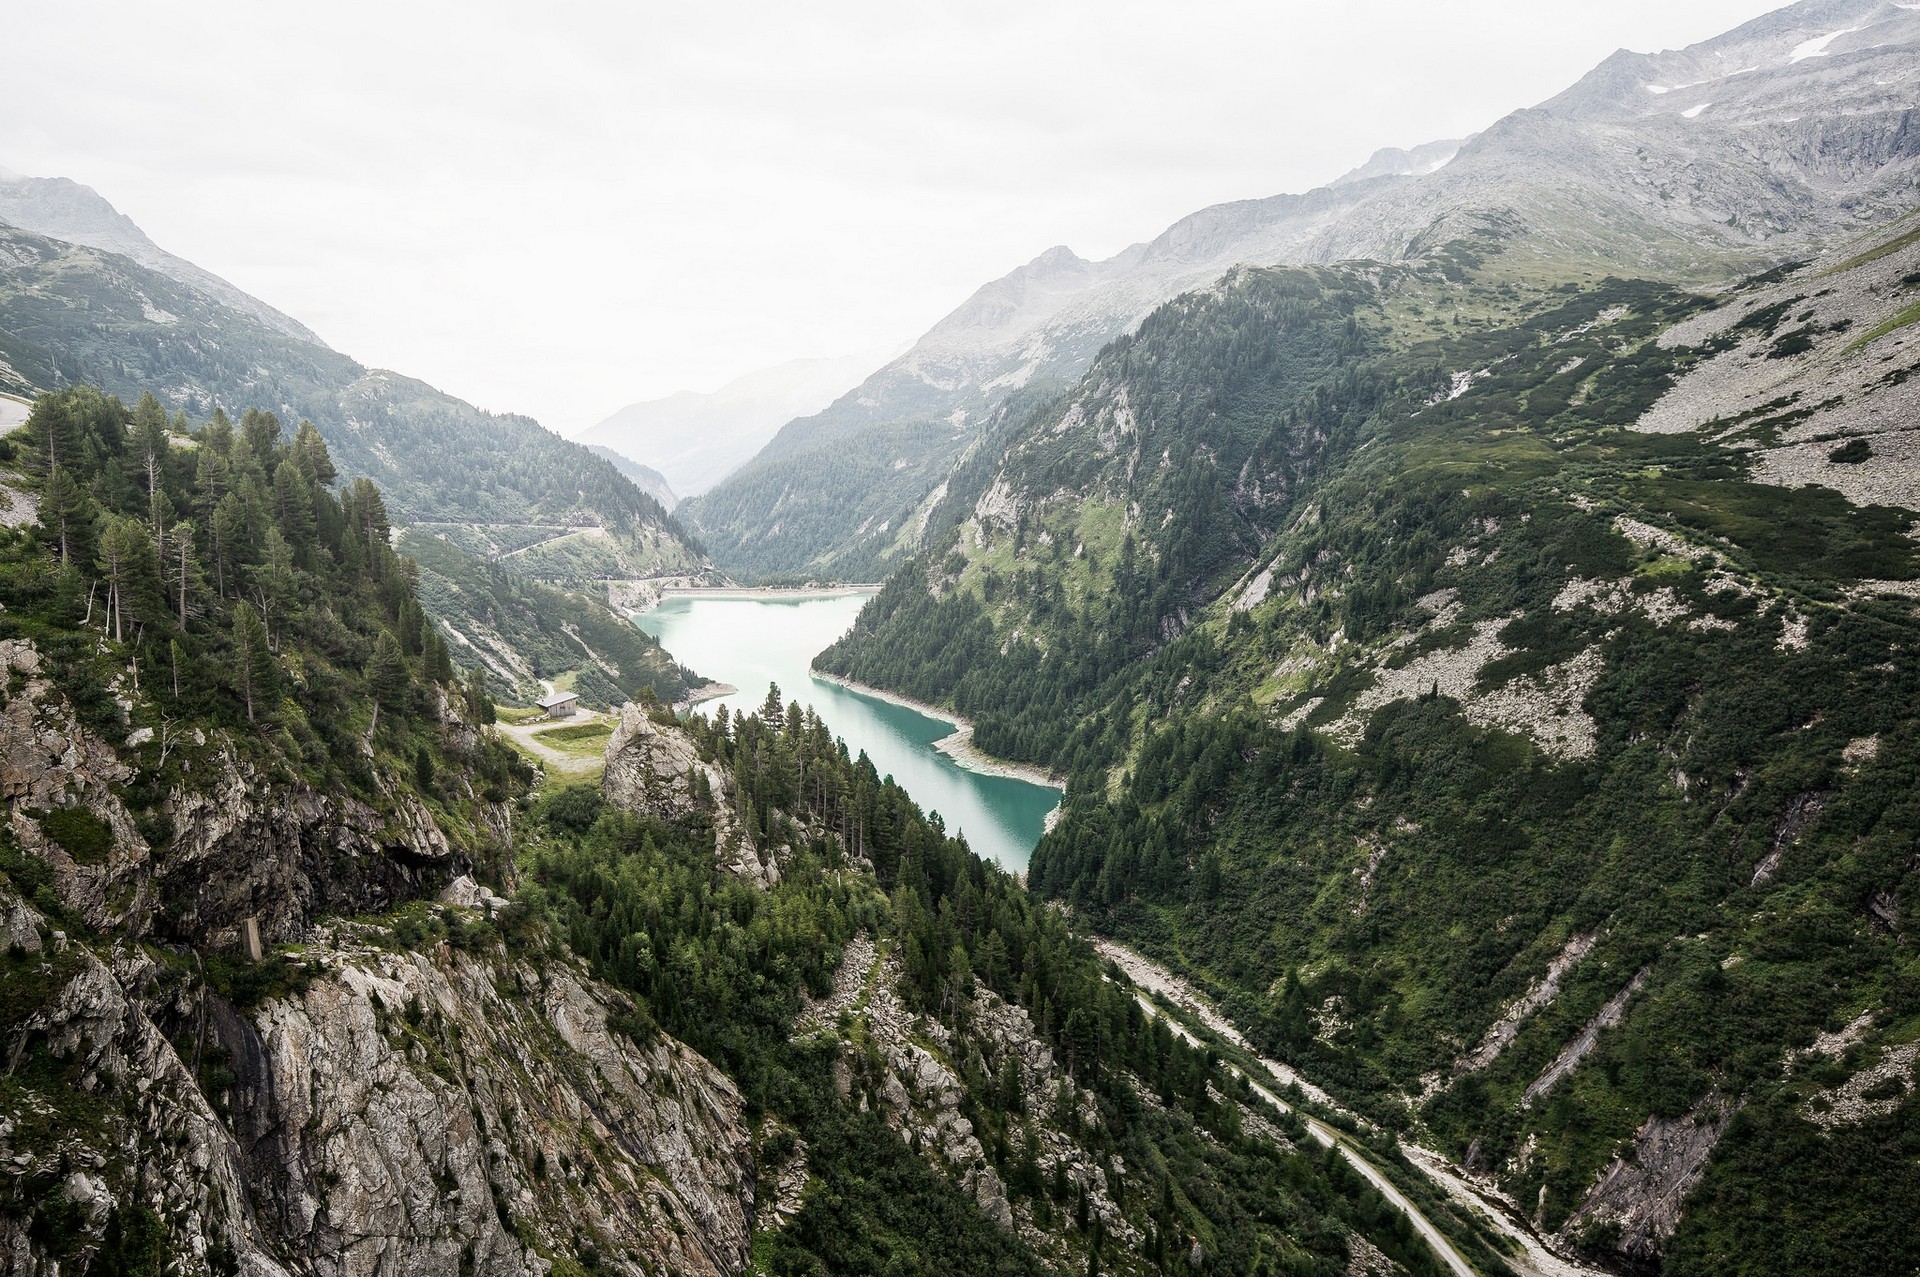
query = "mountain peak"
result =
(0, 166, 328, 346)
(1029, 244, 1089, 272)
(1329, 138, 1467, 188)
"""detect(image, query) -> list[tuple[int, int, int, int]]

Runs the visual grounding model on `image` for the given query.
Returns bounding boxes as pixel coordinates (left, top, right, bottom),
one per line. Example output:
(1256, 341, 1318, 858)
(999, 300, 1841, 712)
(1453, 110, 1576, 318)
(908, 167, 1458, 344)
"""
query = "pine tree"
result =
(211, 491, 248, 597)
(253, 527, 297, 641)
(423, 629, 454, 685)
(133, 392, 170, 541)
(368, 631, 409, 712)
(166, 521, 201, 627)
(272, 460, 315, 547)
(40, 467, 94, 567)
(240, 407, 282, 467)
(465, 667, 495, 724)
(230, 601, 276, 722)
(200, 407, 234, 456)
(291, 420, 337, 485)
(95, 515, 155, 642)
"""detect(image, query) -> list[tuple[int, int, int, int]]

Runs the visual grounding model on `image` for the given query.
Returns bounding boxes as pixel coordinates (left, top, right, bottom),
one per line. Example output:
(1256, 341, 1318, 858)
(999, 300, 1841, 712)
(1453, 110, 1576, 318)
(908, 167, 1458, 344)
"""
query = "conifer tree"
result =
(422, 629, 454, 685)
(201, 407, 234, 456)
(241, 407, 281, 467)
(292, 420, 337, 485)
(230, 601, 276, 722)
(133, 392, 170, 541)
(464, 667, 495, 724)
(40, 466, 94, 567)
(96, 514, 155, 642)
(369, 630, 409, 712)
(211, 491, 248, 597)
(165, 521, 201, 627)
(272, 460, 315, 547)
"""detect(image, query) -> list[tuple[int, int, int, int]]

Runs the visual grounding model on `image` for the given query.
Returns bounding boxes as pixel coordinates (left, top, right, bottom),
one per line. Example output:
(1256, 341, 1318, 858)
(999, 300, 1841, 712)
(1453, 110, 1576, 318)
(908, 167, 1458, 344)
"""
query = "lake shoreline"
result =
(636, 592, 1060, 869)
(655, 584, 882, 603)
(809, 670, 1067, 799)
(675, 681, 736, 712)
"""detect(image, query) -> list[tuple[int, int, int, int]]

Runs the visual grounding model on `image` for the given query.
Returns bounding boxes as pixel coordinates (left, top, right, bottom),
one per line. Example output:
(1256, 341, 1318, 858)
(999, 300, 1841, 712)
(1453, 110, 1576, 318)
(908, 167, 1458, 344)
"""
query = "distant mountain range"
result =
(576, 353, 883, 499)
(0, 173, 704, 584)
(682, 0, 1920, 581)
(585, 444, 678, 509)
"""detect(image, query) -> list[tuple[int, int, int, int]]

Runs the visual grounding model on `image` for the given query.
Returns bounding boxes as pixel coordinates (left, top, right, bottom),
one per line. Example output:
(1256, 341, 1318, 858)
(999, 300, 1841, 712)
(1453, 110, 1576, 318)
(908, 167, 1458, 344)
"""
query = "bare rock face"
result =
(602, 705, 769, 884)
(0, 637, 153, 932)
(0, 891, 298, 1276)
(1557, 1094, 1735, 1265)
(216, 931, 754, 1277)
(159, 751, 462, 951)
(0, 637, 491, 953)
(0, 885, 757, 1277)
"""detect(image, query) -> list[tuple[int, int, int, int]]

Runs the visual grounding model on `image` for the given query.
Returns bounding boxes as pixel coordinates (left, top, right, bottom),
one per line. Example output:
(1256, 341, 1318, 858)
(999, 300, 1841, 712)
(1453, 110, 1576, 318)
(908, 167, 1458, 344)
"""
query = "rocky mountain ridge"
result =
(0, 169, 325, 346)
(684, 0, 1920, 581)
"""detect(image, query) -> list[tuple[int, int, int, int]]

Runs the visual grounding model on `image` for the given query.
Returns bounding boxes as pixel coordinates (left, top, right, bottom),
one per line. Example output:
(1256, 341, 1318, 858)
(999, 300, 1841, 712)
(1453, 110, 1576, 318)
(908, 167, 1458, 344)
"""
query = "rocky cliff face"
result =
(212, 918, 753, 1277)
(0, 636, 483, 952)
(0, 882, 757, 1277)
(601, 704, 772, 884)
(0, 649, 759, 1277)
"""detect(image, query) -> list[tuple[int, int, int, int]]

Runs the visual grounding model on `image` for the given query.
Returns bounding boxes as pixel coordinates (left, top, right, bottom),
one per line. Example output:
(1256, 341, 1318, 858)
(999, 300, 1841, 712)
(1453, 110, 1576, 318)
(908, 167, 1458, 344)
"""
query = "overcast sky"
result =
(3, 0, 1778, 434)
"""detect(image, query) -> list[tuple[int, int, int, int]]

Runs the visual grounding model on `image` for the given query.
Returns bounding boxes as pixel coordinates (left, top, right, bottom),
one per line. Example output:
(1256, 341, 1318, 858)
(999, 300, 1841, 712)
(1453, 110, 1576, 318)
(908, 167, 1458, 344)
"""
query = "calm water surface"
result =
(635, 594, 1059, 873)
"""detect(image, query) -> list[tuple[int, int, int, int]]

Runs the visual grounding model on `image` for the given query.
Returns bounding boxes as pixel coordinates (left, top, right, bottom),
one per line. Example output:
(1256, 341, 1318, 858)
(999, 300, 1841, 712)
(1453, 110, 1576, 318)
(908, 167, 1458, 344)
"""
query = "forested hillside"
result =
(820, 213, 1920, 1273)
(399, 525, 697, 708)
(0, 390, 1493, 1274)
(525, 696, 1485, 1277)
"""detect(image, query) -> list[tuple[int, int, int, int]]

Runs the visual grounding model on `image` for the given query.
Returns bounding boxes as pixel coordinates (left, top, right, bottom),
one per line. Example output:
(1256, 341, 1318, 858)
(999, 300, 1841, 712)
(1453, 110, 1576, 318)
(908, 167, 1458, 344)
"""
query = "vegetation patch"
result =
(36, 806, 112, 865)
(1849, 298, 1920, 351)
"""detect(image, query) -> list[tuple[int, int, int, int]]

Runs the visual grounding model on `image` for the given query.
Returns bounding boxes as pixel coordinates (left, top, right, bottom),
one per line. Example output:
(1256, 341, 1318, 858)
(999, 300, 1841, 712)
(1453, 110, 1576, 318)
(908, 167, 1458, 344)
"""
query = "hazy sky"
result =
(3, 0, 1777, 434)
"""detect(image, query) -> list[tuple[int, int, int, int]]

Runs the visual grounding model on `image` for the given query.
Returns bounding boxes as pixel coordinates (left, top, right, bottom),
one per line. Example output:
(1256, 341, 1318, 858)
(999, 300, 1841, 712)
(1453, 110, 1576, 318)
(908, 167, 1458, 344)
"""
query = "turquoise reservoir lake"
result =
(635, 593, 1060, 873)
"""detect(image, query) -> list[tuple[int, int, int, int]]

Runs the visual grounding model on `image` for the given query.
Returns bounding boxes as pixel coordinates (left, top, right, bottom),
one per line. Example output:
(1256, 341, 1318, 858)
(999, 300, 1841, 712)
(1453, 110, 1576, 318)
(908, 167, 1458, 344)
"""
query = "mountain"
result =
(576, 354, 880, 499)
(683, 0, 1920, 582)
(0, 167, 326, 345)
(820, 190, 1920, 1273)
(0, 175, 709, 590)
(0, 386, 1484, 1275)
(586, 443, 677, 508)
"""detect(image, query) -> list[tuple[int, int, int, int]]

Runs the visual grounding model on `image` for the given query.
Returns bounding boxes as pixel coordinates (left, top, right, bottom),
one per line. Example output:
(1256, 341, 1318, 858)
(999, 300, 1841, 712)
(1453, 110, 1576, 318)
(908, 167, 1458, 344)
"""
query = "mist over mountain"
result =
(585, 444, 678, 509)
(577, 353, 882, 498)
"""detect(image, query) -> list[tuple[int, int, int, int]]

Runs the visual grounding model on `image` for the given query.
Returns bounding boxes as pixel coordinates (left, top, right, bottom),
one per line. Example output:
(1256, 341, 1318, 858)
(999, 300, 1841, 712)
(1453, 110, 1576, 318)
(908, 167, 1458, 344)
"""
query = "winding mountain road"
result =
(1094, 939, 1605, 1277)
